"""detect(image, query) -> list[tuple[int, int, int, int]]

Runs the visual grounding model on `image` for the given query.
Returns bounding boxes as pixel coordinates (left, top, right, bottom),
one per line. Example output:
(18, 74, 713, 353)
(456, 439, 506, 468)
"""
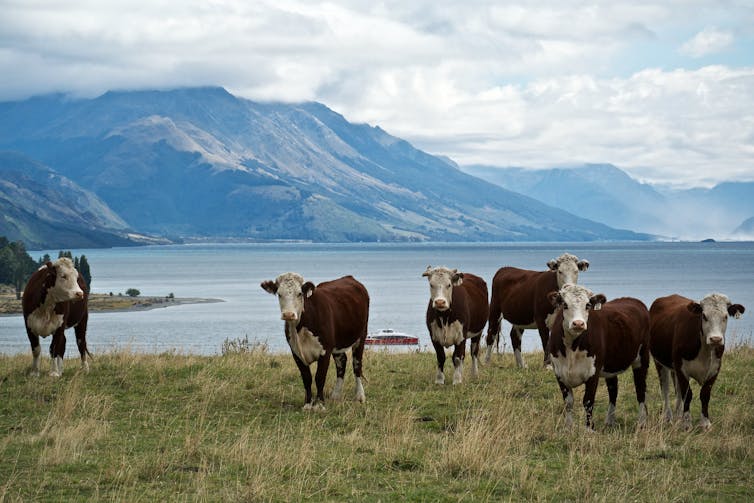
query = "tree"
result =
(125, 288, 140, 297)
(0, 240, 37, 299)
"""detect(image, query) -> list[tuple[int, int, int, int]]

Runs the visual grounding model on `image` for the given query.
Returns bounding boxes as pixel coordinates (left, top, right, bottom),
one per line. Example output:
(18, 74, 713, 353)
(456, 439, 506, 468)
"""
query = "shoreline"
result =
(0, 293, 224, 317)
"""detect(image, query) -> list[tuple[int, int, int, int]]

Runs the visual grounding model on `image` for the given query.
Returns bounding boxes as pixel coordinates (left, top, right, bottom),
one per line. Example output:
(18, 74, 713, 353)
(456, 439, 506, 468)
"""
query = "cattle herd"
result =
(22, 254, 745, 431)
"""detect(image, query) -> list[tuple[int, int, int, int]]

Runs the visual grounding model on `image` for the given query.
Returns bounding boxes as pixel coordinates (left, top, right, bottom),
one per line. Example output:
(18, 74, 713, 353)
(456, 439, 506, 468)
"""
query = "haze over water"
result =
(1, 241, 752, 357)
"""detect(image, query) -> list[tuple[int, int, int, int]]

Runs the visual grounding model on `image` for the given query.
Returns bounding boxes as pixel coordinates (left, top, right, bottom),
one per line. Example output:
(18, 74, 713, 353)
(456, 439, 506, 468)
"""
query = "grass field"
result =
(1, 345, 753, 502)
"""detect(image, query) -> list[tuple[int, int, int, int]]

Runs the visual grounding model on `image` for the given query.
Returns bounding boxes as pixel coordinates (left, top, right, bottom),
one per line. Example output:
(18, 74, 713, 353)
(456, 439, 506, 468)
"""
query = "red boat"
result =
(365, 329, 419, 345)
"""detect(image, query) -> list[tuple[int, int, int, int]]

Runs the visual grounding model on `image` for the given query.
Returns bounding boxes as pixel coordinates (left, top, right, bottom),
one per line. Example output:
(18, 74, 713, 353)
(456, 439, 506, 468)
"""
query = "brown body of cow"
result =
(22, 258, 90, 377)
(486, 254, 589, 368)
(262, 274, 369, 409)
(649, 293, 745, 430)
(423, 267, 488, 385)
(547, 285, 650, 430)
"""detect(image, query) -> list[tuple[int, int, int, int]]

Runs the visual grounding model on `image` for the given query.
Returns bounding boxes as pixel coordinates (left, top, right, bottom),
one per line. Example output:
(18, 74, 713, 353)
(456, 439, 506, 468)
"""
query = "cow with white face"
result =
(649, 293, 745, 430)
(261, 273, 369, 409)
(423, 266, 488, 385)
(487, 252, 590, 368)
(22, 257, 90, 377)
(547, 284, 650, 430)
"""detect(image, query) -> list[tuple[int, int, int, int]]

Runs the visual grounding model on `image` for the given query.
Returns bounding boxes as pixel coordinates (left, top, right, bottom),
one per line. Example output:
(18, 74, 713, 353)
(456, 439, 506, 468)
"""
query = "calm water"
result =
(1, 242, 752, 358)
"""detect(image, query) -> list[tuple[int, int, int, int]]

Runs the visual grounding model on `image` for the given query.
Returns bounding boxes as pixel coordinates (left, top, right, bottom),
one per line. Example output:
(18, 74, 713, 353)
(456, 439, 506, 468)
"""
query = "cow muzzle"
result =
(281, 311, 298, 321)
(708, 335, 723, 346)
(433, 299, 448, 311)
(74, 291, 84, 300)
(570, 320, 586, 332)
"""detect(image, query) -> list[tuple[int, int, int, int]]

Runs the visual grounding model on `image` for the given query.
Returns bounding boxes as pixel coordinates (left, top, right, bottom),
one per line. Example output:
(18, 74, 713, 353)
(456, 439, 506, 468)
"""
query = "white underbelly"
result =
(681, 351, 721, 385)
(430, 319, 465, 347)
(551, 348, 596, 388)
(287, 325, 325, 365)
(26, 307, 64, 338)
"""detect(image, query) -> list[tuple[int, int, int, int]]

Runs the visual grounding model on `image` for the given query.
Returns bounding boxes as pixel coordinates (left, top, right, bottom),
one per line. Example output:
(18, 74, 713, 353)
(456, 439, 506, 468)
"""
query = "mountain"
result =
(0, 151, 138, 249)
(733, 216, 754, 239)
(463, 164, 754, 240)
(0, 87, 649, 243)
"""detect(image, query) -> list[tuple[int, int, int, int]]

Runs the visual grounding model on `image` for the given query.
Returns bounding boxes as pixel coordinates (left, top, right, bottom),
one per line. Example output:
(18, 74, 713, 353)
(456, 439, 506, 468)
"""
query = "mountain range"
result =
(463, 164, 754, 240)
(0, 87, 648, 246)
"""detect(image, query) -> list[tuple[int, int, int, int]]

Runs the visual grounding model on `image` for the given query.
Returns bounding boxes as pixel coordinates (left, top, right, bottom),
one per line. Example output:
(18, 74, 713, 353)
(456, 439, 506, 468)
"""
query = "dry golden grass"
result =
(1, 347, 753, 501)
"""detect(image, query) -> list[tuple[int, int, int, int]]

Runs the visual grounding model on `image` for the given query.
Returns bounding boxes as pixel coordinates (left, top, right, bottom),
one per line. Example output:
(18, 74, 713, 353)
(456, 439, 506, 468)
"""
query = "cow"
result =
(546, 284, 650, 430)
(261, 273, 369, 410)
(649, 293, 745, 430)
(486, 252, 590, 368)
(423, 266, 488, 385)
(22, 257, 90, 377)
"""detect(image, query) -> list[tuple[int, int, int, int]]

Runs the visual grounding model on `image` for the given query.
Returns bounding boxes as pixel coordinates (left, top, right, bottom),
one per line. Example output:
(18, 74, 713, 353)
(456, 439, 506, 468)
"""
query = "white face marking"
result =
(429, 319, 465, 347)
(548, 253, 588, 288)
(287, 325, 324, 365)
(46, 258, 84, 304)
(551, 348, 597, 389)
(556, 284, 595, 337)
(424, 266, 461, 312)
(271, 272, 308, 322)
(698, 293, 732, 346)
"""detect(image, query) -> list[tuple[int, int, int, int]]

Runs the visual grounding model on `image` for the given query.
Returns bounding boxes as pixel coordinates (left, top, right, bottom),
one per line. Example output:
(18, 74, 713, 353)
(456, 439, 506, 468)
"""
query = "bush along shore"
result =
(1, 347, 753, 501)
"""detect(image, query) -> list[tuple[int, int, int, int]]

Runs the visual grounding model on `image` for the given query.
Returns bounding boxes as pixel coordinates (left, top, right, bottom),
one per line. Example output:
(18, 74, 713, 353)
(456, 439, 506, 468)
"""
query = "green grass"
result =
(1, 347, 754, 502)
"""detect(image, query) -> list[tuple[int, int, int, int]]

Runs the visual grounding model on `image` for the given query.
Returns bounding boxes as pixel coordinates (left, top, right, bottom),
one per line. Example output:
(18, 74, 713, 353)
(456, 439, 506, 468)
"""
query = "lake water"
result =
(1, 241, 752, 358)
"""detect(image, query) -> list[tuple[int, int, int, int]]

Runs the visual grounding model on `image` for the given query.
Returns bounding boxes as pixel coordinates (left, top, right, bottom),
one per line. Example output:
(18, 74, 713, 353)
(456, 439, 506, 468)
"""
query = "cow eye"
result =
(298, 292, 303, 297)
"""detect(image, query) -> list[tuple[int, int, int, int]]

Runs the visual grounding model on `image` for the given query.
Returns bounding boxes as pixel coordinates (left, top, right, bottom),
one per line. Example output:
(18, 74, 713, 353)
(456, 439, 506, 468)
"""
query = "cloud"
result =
(0, 1, 752, 187)
(680, 27, 734, 58)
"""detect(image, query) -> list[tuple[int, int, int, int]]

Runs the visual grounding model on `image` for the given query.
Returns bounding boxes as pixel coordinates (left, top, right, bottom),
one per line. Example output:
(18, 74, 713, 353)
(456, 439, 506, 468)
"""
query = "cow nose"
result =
(433, 299, 447, 310)
(709, 335, 723, 345)
(281, 312, 297, 321)
(75, 291, 84, 299)
(571, 320, 586, 331)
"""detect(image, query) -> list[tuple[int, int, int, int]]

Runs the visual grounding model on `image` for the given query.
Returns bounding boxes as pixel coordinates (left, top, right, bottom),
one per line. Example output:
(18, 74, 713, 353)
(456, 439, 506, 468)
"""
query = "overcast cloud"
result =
(1, 0, 753, 187)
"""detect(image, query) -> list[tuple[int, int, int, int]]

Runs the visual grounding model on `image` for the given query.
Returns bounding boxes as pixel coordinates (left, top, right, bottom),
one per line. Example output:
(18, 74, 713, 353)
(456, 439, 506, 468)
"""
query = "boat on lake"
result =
(365, 328, 419, 345)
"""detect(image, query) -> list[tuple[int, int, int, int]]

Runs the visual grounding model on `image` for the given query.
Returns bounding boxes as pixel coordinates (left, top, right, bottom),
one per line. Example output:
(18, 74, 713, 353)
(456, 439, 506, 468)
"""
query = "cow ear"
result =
(421, 266, 432, 277)
(728, 303, 745, 319)
(687, 302, 703, 314)
(260, 280, 278, 294)
(302, 281, 316, 298)
(452, 271, 464, 286)
(577, 260, 590, 271)
(547, 290, 561, 308)
(547, 259, 558, 271)
(590, 294, 606, 311)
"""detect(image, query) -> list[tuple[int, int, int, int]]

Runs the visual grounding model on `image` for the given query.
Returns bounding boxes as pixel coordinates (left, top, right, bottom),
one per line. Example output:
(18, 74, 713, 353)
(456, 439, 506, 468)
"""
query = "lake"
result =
(1, 241, 752, 358)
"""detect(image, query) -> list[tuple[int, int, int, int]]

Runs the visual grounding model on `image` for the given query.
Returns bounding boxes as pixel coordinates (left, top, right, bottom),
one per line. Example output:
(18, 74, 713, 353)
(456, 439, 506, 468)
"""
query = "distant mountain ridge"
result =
(0, 87, 649, 244)
(463, 164, 754, 240)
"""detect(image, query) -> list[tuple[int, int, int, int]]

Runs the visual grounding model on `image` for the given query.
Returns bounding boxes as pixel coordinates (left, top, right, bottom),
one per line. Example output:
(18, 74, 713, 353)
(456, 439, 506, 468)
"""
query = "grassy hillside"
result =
(1, 347, 753, 501)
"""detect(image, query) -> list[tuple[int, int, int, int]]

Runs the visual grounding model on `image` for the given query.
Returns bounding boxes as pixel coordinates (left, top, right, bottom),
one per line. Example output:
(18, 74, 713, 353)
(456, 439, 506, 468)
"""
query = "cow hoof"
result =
(30, 370, 40, 378)
(699, 418, 712, 431)
(49, 371, 61, 378)
(544, 363, 553, 371)
(81, 362, 90, 373)
(355, 393, 366, 403)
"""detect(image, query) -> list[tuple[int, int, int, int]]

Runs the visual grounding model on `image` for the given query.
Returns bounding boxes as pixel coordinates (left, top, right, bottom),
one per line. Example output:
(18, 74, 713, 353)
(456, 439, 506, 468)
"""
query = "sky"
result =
(1, 1, 753, 188)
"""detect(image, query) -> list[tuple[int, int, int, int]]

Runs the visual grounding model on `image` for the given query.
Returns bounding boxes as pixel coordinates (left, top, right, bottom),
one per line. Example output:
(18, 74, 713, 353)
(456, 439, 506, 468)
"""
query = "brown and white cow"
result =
(261, 273, 369, 410)
(649, 293, 745, 430)
(22, 257, 90, 377)
(423, 266, 488, 385)
(547, 284, 650, 430)
(486, 253, 590, 368)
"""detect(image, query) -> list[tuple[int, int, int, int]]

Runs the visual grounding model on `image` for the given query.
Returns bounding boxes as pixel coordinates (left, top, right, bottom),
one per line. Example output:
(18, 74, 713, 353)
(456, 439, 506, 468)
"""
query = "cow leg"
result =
(74, 312, 90, 372)
(605, 376, 618, 427)
(452, 341, 466, 385)
(312, 352, 331, 409)
(352, 338, 366, 403)
(292, 353, 314, 409)
(583, 375, 600, 431)
(536, 319, 552, 368)
(433, 341, 446, 384)
(470, 332, 481, 378)
(485, 304, 502, 363)
(632, 347, 649, 428)
(656, 361, 673, 422)
(49, 326, 67, 377)
(557, 378, 575, 428)
(26, 328, 41, 377)
(675, 370, 693, 430)
(331, 352, 347, 401)
(699, 375, 718, 430)
(510, 326, 527, 369)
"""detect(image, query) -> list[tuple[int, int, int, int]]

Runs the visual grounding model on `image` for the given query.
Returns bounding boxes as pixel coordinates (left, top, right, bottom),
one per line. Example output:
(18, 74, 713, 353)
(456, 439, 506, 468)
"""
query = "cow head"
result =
(422, 266, 463, 312)
(42, 258, 84, 304)
(687, 293, 745, 346)
(261, 272, 315, 322)
(548, 283, 606, 336)
(547, 253, 590, 288)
